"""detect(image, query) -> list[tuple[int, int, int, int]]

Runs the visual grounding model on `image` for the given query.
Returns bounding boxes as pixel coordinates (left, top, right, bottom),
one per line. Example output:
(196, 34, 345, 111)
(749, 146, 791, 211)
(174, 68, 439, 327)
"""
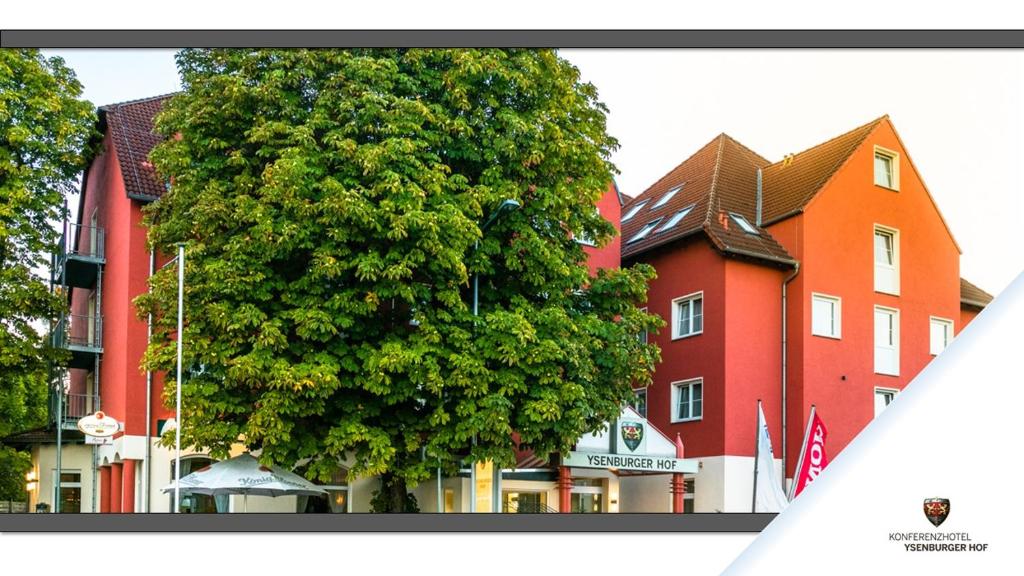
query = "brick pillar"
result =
(99, 466, 111, 514)
(558, 466, 572, 513)
(121, 460, 136, 513)
(109, 463, 123, 513)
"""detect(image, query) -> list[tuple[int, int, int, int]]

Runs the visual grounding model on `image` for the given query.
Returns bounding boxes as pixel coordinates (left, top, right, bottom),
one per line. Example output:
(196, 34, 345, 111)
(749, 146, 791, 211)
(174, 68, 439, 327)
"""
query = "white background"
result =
(4, 3, 1024, 574)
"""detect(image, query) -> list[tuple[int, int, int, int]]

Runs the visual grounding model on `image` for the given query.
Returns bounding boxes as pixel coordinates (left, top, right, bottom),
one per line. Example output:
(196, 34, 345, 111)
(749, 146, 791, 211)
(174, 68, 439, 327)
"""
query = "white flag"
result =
(755, 403, 790, 512)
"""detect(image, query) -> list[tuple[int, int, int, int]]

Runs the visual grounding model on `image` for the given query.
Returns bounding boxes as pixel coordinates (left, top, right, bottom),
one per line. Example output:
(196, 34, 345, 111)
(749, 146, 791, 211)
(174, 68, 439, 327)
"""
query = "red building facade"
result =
(622, 117, 991, 511)
(17, 96, 993, 514)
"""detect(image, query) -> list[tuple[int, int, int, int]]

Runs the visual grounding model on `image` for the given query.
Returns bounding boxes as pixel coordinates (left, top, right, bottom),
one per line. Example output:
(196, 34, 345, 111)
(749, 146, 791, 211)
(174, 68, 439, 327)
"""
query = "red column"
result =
(671, 433, 686, 514)
(109, 463, 123, 513)
(99, 466, 111, 514)
(121, 460, 136, 513)
(558, 466, 572, 513)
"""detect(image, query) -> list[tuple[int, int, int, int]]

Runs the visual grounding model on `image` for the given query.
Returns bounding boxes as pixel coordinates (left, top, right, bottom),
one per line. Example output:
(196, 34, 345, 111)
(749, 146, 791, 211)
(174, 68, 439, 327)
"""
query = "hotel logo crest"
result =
(924, 498, 951, 527)
(620, 421, 644, 452)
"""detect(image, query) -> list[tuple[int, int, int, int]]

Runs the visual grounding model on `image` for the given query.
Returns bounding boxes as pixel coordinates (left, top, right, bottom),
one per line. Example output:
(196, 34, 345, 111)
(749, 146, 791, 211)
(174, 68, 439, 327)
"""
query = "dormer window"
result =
(621, 200, 649, 223)
(729, 213, 758, 235)
(626, 218, 663, 244)
(652, 185, 682, 209)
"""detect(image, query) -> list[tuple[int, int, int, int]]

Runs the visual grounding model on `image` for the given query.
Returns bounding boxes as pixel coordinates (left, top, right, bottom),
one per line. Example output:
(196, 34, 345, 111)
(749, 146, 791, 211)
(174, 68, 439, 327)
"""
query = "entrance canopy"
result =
(565, 406, 698, 474)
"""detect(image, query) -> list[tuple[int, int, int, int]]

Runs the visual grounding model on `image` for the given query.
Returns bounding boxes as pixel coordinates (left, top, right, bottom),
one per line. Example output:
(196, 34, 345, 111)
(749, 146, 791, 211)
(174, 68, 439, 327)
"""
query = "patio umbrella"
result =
(162, 453, 326, 512)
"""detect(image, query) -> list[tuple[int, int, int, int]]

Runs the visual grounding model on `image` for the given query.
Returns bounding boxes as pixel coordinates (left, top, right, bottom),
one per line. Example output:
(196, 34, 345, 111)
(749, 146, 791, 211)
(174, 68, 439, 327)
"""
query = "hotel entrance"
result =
(570, 478, 603, 513)
(502, 491, 549, 513)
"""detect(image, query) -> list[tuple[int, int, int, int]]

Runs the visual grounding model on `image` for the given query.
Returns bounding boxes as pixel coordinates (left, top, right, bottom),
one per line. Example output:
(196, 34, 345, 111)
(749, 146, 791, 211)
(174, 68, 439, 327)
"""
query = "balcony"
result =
(51, 391, 102, 430)
(54, 314, 103, 369)
(52, 223, 105, 289)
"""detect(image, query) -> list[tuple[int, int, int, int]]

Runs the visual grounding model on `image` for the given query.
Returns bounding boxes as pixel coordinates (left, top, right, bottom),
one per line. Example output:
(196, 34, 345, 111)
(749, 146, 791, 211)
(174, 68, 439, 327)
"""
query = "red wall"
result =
(71, 127, 174, 439)
(772, 119, 961, 476)
(630, 238, 728, 457)
(723, 259, 785, 456)
(583, 182, 622, 273)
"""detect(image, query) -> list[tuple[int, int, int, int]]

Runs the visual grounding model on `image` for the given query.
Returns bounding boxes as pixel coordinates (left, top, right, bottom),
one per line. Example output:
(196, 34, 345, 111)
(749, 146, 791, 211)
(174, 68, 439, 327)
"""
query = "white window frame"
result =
(929, 316, 955, 356)
(632, 387, 648, 418)
(874, 306, 900, 376)
(621, 200, 649, 223)
(652, 185, 682, 209)
(671, 291, 704, 340)
(729, 212, 759, 235)
(873, 224, 900, 296)
(811, 293, 842, 339)
(873, 145, 900, 191)
(637, 306, 648, 345)
(671, 378, 704, 423)
(575, 207, 599, 247)
(626, 218, 663, 244)
(656, 204, 695, 233)
(874, 387, 898, 417)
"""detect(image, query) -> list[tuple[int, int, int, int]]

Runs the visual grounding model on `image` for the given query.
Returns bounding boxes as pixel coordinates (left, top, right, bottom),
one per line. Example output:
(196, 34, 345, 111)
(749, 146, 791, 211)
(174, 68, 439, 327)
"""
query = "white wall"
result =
(29, 443, 98, 513)
(618, 474, 671, 512)
(699, 455, 785, 512)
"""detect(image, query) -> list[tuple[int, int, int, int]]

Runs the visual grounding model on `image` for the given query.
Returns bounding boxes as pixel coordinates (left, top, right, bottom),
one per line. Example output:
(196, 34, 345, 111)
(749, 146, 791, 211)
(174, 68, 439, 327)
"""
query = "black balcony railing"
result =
(54, 314, 103, 350)
(60, 223, 105, 261)
(53, 223, 104, 289)
(50, 391, 101, 426)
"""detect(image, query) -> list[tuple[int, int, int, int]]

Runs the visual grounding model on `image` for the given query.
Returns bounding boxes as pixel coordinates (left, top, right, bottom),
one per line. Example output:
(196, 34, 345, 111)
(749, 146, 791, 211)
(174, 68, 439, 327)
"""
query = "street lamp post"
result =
(168, 243, 185, 513)
(467, 199, 520, 513)
(173, 243, 185, 513)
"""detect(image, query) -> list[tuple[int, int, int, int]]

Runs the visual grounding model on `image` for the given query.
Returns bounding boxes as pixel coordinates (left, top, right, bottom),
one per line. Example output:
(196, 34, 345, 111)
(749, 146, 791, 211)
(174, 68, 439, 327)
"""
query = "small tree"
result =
(140, 49, 661, 510)
(0, 49, 96, 500)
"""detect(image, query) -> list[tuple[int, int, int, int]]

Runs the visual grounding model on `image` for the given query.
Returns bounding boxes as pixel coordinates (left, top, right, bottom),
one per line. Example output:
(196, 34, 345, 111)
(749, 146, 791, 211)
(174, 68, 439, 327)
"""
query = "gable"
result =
(804, 117, 961, 255)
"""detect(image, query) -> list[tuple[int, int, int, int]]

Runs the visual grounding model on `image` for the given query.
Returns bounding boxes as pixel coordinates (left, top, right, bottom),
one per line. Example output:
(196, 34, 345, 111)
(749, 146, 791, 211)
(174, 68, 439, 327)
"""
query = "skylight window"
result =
(652, 185, 682, 209)
(621, 200, 649, 223)
(656, 204, 695, 233)
(627, 218, 663, 244)
(729, 213, 759, 235)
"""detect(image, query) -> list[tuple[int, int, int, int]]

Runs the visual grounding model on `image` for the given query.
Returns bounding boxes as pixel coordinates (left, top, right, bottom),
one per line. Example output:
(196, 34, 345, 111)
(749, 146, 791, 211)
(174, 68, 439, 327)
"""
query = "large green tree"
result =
(140, 49, 660, 510)
(0, 50, 96, 500)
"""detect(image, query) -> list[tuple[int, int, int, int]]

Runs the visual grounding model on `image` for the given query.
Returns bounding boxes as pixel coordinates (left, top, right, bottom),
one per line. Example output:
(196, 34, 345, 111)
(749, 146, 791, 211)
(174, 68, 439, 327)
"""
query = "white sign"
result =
(77, 411, 120, 437)
(85, 435, 113, 445)
(563, 451, 698, 474)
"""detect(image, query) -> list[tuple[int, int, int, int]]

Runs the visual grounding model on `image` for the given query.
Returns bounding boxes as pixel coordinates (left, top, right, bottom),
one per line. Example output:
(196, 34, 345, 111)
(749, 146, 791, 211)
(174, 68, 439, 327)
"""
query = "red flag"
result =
(790, 407, 829, 499)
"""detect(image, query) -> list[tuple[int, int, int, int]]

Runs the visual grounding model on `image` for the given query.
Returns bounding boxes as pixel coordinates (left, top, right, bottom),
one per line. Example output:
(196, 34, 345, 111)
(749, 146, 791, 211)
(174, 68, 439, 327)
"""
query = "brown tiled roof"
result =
(100, 93, 177, 201)
(620, 134, 795, 265)
(2, 426, 85, 447)
(960, 278, 994, 308)
(760, 116, 885, 224)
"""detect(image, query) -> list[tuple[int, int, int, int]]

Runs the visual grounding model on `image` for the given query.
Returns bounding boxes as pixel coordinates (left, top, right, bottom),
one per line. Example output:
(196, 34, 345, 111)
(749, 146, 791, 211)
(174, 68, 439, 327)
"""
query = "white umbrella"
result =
(162, 453, 326, 512)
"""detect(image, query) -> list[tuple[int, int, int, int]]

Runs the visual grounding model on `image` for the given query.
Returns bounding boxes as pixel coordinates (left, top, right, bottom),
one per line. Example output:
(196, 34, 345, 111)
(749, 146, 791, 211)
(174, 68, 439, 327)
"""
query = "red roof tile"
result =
(960, 278, 993, 308)
(760, 116, 885, 224)
(620, 134, 794, 265)
(100, 93, 177, 201)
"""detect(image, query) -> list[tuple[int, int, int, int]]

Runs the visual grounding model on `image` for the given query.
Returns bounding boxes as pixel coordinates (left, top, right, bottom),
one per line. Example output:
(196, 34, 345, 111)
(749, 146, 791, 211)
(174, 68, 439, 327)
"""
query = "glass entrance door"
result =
(503, 491, 548, 513)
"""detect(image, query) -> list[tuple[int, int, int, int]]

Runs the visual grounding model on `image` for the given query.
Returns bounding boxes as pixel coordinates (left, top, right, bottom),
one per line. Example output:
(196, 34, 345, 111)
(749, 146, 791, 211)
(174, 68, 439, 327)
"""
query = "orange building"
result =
(621, 116, 992, 511)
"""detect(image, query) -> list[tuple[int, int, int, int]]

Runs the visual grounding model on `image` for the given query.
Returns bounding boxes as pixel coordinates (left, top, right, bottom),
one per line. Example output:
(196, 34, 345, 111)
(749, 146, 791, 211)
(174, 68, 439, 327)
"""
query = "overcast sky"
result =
(47, 49, 1023, 296)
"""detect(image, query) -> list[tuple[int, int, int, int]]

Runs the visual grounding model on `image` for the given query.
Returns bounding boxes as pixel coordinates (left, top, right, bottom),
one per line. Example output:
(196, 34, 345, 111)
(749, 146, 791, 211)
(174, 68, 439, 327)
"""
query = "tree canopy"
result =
(139, 49, 660, 509)
(0, 49, 96, 500)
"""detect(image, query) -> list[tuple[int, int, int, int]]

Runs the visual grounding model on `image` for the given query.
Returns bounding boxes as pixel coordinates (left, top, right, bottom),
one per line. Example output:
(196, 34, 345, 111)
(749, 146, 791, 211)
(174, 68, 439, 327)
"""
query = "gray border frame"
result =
(0, 513, 774, 532)
(0, 29, 1016, 532)
(2, 30, 1024, 48)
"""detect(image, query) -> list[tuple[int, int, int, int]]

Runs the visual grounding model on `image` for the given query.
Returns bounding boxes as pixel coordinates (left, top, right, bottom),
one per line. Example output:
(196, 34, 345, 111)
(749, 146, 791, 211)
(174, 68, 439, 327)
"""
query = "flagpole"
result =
(752, 399, 761, 513)
(788, 404, 816, 501)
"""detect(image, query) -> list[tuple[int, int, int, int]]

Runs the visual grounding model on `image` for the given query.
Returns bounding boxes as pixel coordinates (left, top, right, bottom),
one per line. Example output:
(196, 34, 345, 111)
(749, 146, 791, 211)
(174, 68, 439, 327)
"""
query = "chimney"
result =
(756, 167, 763, 227)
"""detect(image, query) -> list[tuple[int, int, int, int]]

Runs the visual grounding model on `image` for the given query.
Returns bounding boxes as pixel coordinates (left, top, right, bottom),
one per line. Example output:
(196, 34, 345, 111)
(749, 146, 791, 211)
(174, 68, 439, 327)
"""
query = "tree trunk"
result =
(373, 472, 417, 513)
